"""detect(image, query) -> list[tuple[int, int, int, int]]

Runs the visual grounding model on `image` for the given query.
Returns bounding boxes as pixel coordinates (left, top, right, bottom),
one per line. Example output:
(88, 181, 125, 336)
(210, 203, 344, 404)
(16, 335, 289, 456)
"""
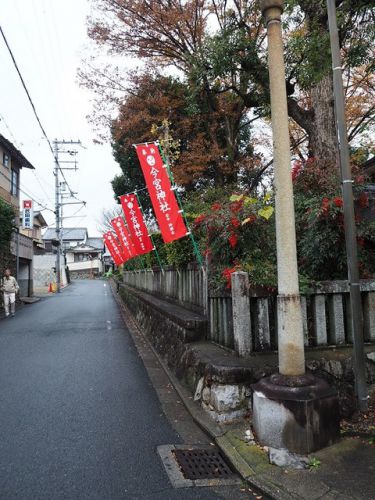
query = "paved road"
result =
(0, 281, 247, 500)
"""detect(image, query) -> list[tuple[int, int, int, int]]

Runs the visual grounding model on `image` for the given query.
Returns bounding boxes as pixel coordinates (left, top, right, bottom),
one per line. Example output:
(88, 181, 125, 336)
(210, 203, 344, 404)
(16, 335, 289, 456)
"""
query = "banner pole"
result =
(134, 191, 164, 271)
(157, 143, 203, 268)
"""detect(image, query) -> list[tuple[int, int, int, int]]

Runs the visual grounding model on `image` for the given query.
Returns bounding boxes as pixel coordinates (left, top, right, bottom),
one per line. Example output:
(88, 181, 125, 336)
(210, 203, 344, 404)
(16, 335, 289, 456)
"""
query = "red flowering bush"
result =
(222, 265, 241, 288)
(190, 189, 277, 291)
(333, 197, 343, 208)
(293, 158, 375, 280)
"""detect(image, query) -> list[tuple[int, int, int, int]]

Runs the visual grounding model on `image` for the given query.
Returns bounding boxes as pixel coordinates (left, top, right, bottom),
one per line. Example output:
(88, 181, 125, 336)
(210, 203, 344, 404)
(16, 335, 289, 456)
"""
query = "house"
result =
(65, 237, 105, 279)
(20, 211, 48, 252)
(0, 133, 35, 213)
(42, 227, 88, 252)
(0, 134, 35, 296)
(42, 227, 104, 280)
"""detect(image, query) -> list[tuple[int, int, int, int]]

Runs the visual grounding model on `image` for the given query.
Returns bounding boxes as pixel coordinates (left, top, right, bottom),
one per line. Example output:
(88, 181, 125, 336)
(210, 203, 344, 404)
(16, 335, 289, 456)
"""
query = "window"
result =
(74, 253, 91, 262)
(11, 169, 18, 196)
(3, 153, 9, 167)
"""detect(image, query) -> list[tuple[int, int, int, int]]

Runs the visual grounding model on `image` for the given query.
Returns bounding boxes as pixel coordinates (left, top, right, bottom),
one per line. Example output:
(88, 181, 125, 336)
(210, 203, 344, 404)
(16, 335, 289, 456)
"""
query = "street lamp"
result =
(252, 0, 340, 454)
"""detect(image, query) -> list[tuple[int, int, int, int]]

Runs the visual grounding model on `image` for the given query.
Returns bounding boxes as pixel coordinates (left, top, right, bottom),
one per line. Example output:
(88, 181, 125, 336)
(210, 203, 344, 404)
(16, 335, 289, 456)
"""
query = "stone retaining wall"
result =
(117, 280, 375, 423)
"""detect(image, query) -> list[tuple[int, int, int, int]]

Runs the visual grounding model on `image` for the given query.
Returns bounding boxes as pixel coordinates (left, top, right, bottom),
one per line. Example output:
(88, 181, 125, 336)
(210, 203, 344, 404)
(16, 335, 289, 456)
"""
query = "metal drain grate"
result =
(173, 448, 234, 480)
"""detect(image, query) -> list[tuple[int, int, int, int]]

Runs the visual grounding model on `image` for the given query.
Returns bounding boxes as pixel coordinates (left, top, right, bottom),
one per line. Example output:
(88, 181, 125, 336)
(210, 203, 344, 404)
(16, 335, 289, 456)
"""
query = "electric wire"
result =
(0, 168, 55, 213)
(0, 24, 83, 202)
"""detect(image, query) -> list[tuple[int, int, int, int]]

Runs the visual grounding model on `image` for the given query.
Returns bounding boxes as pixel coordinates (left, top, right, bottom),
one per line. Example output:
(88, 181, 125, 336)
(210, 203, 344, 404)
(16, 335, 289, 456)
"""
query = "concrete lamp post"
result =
(252, 0, 340, 454)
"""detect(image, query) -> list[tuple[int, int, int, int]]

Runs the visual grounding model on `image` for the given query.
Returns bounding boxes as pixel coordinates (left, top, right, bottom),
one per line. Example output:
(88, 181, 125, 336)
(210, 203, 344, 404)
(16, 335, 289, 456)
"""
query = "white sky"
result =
(0, 0, 133, 236)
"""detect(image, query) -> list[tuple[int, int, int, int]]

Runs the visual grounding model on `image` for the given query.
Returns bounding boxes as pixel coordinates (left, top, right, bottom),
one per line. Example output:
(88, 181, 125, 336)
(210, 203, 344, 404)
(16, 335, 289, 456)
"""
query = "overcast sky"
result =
(0, 0, 132, 236)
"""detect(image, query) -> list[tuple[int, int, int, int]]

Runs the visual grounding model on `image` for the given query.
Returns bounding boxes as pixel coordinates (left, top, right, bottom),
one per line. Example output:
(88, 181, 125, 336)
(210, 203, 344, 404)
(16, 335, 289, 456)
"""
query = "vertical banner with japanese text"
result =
(111, 216, 136, 260)
(120, 194, 154, 255)
(22, 200, 33, 230)
(103, 231, 126, 266)
(135, 143, 187, 243)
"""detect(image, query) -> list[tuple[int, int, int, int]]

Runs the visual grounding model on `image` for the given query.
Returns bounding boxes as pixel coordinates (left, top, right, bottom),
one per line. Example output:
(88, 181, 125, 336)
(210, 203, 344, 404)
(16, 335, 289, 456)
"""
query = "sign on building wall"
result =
(22, 200, 33, 229)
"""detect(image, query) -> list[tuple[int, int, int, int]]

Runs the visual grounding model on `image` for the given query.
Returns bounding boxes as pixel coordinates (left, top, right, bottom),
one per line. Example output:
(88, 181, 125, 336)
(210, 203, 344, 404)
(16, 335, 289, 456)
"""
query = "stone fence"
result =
(123, 266, 208, 314)
(213, 272, 375, 355)
(123, 268, 375, 354)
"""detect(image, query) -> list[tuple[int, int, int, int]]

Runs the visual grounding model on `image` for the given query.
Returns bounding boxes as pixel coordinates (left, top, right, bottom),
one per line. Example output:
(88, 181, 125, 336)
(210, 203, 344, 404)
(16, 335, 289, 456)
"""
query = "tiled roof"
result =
(43, 227, 88, 241)
(0, 134, 35, 169)
(86, 237, 104, 250)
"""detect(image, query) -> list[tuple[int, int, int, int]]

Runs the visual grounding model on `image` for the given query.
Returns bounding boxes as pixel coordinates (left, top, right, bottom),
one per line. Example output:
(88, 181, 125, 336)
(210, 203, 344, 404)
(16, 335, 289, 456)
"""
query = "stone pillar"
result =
(252, 0, 340, 454)
(261, 0, 305, 376)
(231, 271, 252, 356)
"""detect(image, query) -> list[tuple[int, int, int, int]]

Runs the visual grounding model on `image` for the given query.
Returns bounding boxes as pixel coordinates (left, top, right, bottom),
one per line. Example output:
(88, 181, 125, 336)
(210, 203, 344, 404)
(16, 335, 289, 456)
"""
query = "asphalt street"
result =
(0, 281, 242, 500)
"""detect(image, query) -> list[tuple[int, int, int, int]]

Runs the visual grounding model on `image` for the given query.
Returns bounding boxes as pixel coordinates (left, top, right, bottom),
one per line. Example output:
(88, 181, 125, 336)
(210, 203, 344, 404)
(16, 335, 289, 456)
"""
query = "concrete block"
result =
(328, 294, 345, 345)
(313, 295, 327, 345)
(209, 384, 242, 413)
(231, 272, 252, 356)
(268, 447, 308, 469)
(252, 376, 340, 454)
(256, 298, 271, 351)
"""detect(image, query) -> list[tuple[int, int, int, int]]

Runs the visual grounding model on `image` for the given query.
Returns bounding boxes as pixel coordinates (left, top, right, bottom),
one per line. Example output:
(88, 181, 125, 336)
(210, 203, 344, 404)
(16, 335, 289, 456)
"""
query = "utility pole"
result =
(326, 0, 368, 411)
(53, 139, 83, 293)
(54, 139, 61, 293)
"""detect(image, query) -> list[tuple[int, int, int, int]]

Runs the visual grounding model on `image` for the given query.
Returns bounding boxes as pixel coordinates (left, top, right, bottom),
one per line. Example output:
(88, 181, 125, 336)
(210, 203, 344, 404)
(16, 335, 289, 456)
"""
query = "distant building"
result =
(65, 237, 105, 279)
(42, 227, 88, 253)
(0, 134, 35, 213)
(42, 227, 104, 280)
(20, 211, 48, 252)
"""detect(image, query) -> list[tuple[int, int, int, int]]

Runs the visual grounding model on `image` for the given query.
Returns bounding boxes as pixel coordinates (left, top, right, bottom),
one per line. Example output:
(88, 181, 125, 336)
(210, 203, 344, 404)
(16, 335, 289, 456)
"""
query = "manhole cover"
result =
(173, 448, 233, 480)
(157, 445, 240, 488)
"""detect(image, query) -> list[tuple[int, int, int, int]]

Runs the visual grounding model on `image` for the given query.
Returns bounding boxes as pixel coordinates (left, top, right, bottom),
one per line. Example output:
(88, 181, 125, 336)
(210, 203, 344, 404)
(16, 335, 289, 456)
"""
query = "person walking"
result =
(1, 269, 19, 318)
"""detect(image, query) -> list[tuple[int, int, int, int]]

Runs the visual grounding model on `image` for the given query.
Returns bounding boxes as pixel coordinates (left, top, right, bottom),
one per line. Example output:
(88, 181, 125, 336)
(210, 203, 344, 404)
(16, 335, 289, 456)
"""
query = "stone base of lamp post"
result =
(252, 374, 340, 454)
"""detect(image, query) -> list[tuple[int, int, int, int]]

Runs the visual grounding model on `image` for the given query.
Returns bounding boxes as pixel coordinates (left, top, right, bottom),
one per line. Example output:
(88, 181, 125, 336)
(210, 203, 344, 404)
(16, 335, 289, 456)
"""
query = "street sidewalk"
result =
(111, 281, 375, 500)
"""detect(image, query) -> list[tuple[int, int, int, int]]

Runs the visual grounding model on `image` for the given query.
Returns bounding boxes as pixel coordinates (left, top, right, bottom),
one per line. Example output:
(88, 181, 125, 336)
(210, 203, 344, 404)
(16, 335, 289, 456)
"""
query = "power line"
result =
(0, 24, 83, 202)
(0, 168, 54, 213)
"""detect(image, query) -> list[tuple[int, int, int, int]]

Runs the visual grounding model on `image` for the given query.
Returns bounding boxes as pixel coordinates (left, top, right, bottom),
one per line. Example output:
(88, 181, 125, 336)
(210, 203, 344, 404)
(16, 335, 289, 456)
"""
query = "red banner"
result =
(120, 194, 154, 255)
(135, 143, 187, 243)
(111, 216, 136, 260)
(103, 231, 126, 266)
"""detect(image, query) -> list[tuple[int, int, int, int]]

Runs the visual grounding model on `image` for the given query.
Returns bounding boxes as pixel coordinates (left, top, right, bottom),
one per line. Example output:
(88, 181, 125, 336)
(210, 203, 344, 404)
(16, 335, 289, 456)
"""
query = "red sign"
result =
(111, 216, 136, 260)
(23, 200, 32, 209)
(120, 194, 154, 255)
(135, 143, 187, 243)
(103, 231, 126, 266)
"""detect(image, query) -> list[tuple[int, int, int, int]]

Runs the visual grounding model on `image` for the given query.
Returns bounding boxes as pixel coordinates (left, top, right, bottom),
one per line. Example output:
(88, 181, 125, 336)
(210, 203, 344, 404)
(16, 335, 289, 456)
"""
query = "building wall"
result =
(0, 145, 20, 211)
(67, 258, 103, 273)
(33, 254, 67, 293)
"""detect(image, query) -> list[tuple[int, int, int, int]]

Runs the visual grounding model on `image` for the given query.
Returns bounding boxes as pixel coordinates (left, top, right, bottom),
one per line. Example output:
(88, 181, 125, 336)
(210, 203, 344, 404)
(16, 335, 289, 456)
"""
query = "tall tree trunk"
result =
(309, 73, 338, 168)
